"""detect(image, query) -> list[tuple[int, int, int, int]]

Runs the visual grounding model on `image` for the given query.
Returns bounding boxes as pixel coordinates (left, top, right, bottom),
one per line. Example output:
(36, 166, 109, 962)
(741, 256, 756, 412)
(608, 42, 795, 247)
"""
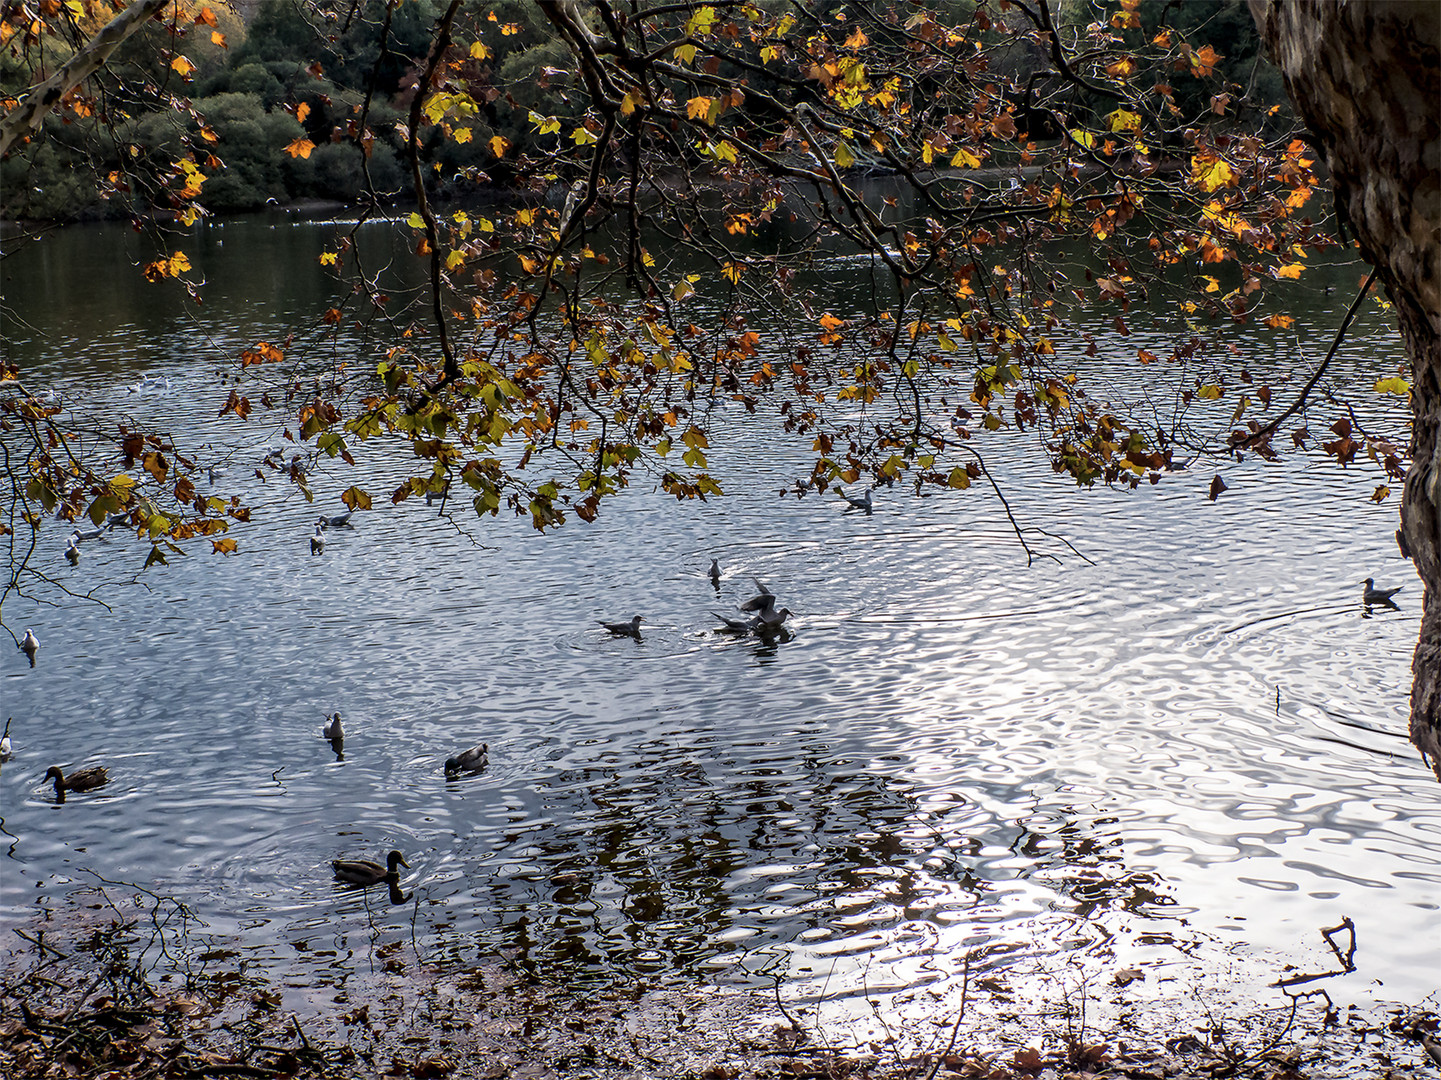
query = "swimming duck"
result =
(599, 615, 644, 637)
(310, 525, 325, 556)
(322, 712, 344, 740)
(45, 764, 109, 801)
(318, 511, 354, 529)
(1362, 578, 1403, 604)
(332, 850, 409, 886)
(20, 629, 39, 666)
(444, 743, 488, 775)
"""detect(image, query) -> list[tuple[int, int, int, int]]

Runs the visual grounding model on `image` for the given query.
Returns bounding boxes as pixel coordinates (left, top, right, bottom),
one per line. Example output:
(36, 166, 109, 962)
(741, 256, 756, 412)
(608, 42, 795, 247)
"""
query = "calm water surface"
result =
(1, 216, 1436, 1018)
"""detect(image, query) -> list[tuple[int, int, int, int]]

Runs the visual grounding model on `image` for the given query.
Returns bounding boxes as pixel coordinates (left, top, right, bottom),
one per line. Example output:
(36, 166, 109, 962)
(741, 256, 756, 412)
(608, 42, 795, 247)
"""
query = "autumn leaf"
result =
(1265, 314, 1295, 329)
(143, 450, 168, 484)
(212, 538, 238, 554)
(319, 252, 338, 266)
(1208, 475, 1227, 501)
(285, 137, 316, 159)
(469, 40, 490, 60)
(341, 487, 372, 511)
(211, 31, 226, 47)
(1275, 262, 1304, 279)
(488, 135, 510, 158)
(171, 55, 195, 78)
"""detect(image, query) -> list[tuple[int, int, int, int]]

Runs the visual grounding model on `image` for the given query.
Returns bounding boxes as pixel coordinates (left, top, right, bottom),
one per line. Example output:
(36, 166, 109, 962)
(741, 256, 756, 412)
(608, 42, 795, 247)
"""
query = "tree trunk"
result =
(1249, 1, 1441, 776)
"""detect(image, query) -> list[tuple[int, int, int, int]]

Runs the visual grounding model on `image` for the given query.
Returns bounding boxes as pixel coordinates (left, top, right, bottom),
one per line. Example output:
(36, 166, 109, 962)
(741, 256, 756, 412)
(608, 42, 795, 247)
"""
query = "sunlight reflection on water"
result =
(1, 218, 1435, 1017)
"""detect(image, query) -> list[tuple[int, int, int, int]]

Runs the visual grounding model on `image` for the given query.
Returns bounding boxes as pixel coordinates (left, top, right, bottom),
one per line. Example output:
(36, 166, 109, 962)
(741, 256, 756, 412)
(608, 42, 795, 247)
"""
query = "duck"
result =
(317, 511, 354, 529)
(44, 764, 109, 802)
(709, 559, 721, 588)
(332, 850, 409, 886)
(322, 712, 344, 740)
(1362, 577, 1403, 604)
(837, 486, 874, 513)
(20, 629, 39, 666)
(599, 615, 644, 637)
(444, 743, 488, 775)
(310, 525, 325, 556)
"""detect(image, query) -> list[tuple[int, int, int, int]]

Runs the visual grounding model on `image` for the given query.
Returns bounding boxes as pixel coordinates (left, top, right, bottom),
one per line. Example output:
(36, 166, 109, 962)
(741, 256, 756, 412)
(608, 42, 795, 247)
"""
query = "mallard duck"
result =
(20, 629, 39, 666)
(1362, 577, 1403, 604)
(599, 615, 644, 637)
(322, 712, 344, 740)
(444, 743, 488, 775)
(317, 511, 354, 529)
(45, 764, 109, 802)
(310, 525, 325, 555)
(332, 850, 408, 886)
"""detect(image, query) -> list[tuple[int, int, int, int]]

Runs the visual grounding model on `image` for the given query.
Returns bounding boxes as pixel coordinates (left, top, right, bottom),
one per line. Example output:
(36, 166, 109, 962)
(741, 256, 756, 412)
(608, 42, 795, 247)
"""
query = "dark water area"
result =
(1, 213, 1435, 1023)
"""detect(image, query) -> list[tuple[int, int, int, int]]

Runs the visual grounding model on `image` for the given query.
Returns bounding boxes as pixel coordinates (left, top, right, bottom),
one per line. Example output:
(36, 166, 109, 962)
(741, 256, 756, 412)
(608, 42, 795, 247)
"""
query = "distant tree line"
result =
(1, 0, 1284, 222)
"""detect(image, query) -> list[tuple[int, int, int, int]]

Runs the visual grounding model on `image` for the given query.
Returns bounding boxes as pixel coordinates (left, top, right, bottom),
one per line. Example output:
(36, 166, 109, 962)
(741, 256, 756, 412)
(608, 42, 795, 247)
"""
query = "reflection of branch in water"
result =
(1271, 916, 1356, 989)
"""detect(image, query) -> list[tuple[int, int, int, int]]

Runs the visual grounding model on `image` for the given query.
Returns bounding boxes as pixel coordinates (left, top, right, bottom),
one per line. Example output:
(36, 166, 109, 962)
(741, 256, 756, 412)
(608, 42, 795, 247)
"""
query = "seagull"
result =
(712, 611, 763, 632)
(318, 511, 354, 529)
(738, 578, 775, 613)
(444, 743, 488, 775)
(70, 526, 105, 542)
(310, 525, 325, 555)
(755, 606, 793, 629)
(837, 486, 873, 513)
(1362, 578, 1403, 604)
(599, 615, 644, 638)
(1, 719, 12, 761)
(20, 629, 38, 667)
(104, 512, 130, 530)
(64, 537, 80, 565)
(709, 559, 721, 588)
(322, 712, 344, 740)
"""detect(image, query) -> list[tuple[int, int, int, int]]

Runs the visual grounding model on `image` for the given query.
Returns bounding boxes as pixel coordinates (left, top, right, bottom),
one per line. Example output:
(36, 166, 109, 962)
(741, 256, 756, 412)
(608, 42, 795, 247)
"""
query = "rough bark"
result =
(0, 0, 171, 159)
(1249, 1, 1441, 776)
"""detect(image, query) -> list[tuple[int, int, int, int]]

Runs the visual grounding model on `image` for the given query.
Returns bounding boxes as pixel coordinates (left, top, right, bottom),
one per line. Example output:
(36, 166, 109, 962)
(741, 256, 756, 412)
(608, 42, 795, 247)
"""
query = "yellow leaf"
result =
(1202, 275, 1220, 292)
(722, 262, 742, 284)
(406, 212, 425, 229)
(1070, 129, 1095, 150)
(319, 252, 338, 266)
(211, 30, 226, 47)
(453, 127, 472, 144)
(1275, 262, 1304, 280)
(212, 538, 238, 555)
(834, 141, 856, 169)
(469, 40, 491, 60)
(687, 96, 714, 121)
(1197, 384, 1222, 400)
(949, 147, 980, 168)
(488, 135, 510, 158)
(529, 111, 561, 135)
(171, 55, 195, 78)
(620, 90, 640, 116)
(167, 251, 191, 275)
(1107, 108, 1142, 133)
(445, 250, 465, 270)
(570, 126, 596, 145)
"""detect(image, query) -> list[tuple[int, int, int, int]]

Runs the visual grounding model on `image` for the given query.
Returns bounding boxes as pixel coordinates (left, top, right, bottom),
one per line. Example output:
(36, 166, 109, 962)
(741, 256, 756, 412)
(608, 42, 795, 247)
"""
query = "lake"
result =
(1, 212, 1435, 1030)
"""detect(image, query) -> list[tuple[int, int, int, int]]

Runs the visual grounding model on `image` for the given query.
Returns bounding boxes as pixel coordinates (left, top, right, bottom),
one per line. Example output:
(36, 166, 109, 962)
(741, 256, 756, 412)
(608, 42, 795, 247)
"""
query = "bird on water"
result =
(20, 629, 39, 667)
(599, 615, 644, 638)
(45, 764, 109, 802)
(1362, 577, 1403, 604)
(332, 850, 409, 886)
(444, 743, 488, 775)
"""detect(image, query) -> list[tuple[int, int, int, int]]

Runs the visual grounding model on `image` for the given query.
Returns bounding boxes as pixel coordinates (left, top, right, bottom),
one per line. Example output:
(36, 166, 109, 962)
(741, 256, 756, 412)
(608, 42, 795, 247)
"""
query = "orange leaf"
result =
(285, 137, 316, 159)
(171, 55, 195, 78)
